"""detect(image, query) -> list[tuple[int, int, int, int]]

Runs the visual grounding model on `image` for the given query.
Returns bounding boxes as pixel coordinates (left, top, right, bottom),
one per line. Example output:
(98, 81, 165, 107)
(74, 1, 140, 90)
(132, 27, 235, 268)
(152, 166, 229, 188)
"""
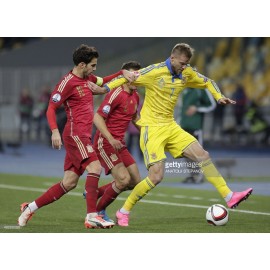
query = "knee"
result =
(193, 149, 210, 162)
(115, 173, 131, 191)
(62, 180, 77, 191)
(89, 164, 102, 175)
(201, 150, 210, 161)
(149, 168, 163, 185)
(150, 174, 163, 185)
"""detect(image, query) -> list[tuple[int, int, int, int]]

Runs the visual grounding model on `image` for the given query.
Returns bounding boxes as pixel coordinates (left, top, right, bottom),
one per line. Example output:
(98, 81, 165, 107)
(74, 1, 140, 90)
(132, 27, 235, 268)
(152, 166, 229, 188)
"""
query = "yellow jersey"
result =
(104, 58, 223, 126)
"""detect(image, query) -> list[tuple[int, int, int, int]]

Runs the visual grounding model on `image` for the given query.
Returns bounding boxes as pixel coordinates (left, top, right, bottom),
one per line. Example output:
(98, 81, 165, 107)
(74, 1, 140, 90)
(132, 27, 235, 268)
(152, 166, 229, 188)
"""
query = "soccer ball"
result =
(206, 204, 229, 226)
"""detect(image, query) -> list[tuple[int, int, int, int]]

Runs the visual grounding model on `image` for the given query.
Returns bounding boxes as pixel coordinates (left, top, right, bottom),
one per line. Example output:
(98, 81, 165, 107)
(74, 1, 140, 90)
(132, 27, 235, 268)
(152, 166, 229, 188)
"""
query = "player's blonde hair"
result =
(171, 43, 194, 59)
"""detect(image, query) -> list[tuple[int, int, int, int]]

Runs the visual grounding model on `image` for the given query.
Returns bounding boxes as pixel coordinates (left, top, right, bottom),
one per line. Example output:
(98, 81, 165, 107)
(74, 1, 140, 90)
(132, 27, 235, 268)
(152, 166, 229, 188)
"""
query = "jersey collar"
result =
(165, 58, 182, 82)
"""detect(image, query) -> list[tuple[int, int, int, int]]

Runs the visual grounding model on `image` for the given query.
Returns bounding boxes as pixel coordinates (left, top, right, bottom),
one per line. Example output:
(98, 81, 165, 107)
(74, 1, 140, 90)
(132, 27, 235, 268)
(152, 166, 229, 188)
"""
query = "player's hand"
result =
(88, 81, 107, 95)
(51, 129, 62, 150)
(186, 105, 197, 116)
(108, 138, 123, 151)
(122, 70, 139, 82)
(218, 97, 236, 105)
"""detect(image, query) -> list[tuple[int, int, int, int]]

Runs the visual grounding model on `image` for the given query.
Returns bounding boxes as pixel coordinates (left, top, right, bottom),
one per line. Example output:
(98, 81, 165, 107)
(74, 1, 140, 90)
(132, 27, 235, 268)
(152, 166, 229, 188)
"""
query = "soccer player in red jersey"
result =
(17, 44, 137, 229)
(92, 61, 142, 225)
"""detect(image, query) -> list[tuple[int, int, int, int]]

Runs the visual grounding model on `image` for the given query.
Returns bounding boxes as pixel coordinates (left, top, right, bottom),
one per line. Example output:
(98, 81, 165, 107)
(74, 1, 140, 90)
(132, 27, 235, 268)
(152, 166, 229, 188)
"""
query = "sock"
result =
(201, 159, 232, 198)
(122, 177, 155, 212)
(85, 173, 100, 214)
(86, 213, 98, 219)
(96, 182, 121, 212)
(35, 181, 67, 208)
(97, 181, 114, 199)
(28, 201, 38, 212)
(120, 208, 130, 214)
(224, 192, 233, 202)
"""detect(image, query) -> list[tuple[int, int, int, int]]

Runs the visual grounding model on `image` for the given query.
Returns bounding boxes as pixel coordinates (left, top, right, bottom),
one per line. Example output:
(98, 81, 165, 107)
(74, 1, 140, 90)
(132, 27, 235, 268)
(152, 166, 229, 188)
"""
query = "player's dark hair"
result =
(121, 61, 141, 71)
(171, 43, 194, 59)
(73, 44, 99, 65)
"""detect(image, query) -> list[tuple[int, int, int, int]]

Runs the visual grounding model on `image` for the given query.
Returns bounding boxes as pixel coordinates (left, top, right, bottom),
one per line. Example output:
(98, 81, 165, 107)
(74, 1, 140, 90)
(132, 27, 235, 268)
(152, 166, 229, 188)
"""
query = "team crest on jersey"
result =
(102, 105, 111, 114)
(110, 153, 118, 162)
(158, 78, 165, 88)
(151, 153, 157, 160)
(76, 86, 85, 97)
(86, 144, 94, 153)
(52, 93, 61, 103)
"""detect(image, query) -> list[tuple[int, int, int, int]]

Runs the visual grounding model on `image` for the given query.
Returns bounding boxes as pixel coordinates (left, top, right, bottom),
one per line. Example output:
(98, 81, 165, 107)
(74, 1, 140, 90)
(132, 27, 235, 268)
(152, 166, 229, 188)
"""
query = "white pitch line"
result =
(1, 183, 269, 216)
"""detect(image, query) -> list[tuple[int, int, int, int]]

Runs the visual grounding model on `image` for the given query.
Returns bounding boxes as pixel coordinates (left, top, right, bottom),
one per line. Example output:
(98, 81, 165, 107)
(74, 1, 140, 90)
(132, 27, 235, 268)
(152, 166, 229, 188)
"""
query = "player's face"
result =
(83, 58, 98, 77)
(171, 53, 190, 75)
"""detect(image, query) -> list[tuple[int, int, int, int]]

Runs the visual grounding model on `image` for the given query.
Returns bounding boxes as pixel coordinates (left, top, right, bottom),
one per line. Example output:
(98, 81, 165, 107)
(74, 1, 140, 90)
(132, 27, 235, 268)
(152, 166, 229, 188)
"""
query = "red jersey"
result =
(47, 70, 122, 138)
(95, 86, 139, 144)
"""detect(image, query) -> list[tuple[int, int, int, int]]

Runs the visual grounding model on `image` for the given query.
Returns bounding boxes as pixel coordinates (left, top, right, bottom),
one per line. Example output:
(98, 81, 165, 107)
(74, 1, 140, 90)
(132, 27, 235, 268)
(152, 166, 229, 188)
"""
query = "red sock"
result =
(85, 173, 100, 214)
(96, 182, 121, 212)
(98, 181, 115, 198)
(35, 182, 67, 208)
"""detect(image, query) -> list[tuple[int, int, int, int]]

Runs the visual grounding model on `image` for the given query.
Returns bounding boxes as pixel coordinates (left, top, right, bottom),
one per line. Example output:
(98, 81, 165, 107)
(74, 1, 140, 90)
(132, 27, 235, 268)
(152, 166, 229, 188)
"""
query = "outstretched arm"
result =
(89, 71, 139, 94)
(217, 97, 236, 105)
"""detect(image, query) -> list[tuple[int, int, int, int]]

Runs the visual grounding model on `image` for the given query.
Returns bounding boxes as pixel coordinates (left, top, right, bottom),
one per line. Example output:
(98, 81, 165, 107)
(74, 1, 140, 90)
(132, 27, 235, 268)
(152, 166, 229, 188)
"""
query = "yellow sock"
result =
(123, 177, 155, 212)
(201, 159, 232, 198)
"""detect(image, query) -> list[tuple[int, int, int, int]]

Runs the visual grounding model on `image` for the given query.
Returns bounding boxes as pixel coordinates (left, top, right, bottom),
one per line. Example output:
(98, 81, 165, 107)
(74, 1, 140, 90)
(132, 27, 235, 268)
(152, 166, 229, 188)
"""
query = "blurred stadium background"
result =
(0, 37, 269, 187)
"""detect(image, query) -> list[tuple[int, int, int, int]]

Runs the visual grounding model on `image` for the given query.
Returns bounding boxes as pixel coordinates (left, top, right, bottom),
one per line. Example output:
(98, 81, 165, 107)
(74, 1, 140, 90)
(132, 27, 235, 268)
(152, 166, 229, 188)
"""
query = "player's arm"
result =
(93, 113, 123, 150)
(89, 70, 139, 94)
(46, 104, 62, 150)
(185, 67, 236, 105)
(100, 64, 155, 93)
(46, 79, 72, 150)
(196, 90, 217, 113)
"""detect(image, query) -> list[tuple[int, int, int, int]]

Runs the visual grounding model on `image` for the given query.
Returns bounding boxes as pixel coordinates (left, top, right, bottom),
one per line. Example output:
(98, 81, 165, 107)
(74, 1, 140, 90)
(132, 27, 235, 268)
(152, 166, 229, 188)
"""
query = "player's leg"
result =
(96, 148, 137, 223)
(18, 170, 79, 227)
(126, 163, 141, 189)
(115, 126, 168, 225)
(122, 124, 169, 210)
(116, 161, 160, 226)
(183, 141, 253, 208)
(115, 162, 141, 226)
(84, 159, 114, 228)
(64, 135, 113, 229)
(96, 162, 129, 212)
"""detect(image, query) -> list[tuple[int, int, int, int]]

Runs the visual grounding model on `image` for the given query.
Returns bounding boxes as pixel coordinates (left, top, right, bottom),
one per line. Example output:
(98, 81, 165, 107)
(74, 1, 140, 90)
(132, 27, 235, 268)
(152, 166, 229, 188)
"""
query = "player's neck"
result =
(72, 67, 85, 79)
(123, 84, 132, 94)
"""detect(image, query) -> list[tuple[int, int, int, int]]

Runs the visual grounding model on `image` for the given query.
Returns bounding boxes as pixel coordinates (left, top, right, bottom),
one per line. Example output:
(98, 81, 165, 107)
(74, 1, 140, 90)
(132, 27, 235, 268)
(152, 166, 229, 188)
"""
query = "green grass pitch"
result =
(0, 173, 269, 233)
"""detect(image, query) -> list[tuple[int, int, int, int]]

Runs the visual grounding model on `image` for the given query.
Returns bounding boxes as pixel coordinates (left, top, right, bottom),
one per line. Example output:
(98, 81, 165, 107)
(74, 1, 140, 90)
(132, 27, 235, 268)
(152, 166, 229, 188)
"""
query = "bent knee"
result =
(115, 173, 131, 190)
(201, 150, 210, 161)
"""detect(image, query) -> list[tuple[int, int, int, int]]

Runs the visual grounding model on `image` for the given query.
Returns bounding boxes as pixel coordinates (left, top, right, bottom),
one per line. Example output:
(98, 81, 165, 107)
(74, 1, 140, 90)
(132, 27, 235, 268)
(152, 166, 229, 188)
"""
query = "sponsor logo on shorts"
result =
(151, 153, 157, 160)
(102, 105, 111, 114)
(86, 144, 94, 153)
(52, 93, 61, 103)
(110, 154, 118, 162)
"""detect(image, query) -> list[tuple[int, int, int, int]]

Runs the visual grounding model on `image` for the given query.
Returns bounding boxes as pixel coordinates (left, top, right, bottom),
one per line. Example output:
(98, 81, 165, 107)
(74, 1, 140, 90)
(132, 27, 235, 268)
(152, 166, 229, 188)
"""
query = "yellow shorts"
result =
(140, 121, 197, 168)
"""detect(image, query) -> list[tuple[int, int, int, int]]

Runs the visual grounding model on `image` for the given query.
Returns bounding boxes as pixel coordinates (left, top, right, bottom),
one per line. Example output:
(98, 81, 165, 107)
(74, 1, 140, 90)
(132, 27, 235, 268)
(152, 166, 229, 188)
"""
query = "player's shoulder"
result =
(140, 61, 165, 75)
(107, 86, 124, 103)
(183, 65, 197, 74)
(55, 72, 75, 92)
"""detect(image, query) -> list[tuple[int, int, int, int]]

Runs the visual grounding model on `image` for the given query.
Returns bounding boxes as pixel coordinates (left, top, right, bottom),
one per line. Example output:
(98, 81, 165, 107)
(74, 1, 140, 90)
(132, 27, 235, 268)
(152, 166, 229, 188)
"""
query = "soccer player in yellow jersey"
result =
(89, 43, 253, 226)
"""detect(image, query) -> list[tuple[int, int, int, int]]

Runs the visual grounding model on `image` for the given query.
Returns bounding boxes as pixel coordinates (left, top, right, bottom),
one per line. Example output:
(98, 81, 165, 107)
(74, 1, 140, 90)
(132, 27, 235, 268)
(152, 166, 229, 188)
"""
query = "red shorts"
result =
(63, 135, 99, 176)
(94, 136, 135, 175)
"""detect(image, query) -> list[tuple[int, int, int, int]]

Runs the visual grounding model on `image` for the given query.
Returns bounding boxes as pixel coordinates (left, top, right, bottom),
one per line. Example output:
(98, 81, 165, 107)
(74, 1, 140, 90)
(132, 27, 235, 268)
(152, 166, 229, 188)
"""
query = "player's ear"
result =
(78, 62, 86, 68)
